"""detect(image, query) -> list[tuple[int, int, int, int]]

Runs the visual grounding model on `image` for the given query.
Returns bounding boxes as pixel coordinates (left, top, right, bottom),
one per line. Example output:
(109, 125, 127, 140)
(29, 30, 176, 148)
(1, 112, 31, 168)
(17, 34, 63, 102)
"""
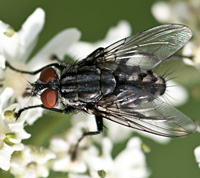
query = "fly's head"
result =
(31, 67, 61, 108)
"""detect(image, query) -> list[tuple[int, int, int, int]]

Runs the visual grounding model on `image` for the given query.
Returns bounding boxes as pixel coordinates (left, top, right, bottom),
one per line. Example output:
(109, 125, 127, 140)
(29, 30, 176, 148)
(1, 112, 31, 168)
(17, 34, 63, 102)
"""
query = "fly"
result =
(5, 24, 197, 160)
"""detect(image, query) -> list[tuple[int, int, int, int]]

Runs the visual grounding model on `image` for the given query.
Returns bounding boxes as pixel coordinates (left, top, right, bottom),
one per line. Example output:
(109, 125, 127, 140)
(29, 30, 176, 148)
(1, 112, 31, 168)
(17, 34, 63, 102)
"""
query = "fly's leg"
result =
(50, 54, 63, 63)
(78, 47, 105, 66)
(86, 47, 105, 60)
(50, 54, 74, 65)
(71, 115, 103, 161)
(14, 104, 75, 120)
(5, 61, 61, 75)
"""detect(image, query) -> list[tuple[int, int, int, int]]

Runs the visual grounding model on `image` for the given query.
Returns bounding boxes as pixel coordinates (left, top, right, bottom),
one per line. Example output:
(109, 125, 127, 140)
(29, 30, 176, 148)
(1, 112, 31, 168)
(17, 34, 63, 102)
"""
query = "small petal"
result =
(28, 28, 81, 70)
(194, 146, 200, 167)
(19, 8, 45, 49)
(151, 2, 171, 23)
(0, 8, 45, 63)
(0, 143, 24, 171)
(0, 87, 13, 112)
(183, 42, 195, 58)
(103, 119, 132, 143)
(163, 80, 188, 107)
(67, 20, 131, 59)
(0, 54, 6, 68)
(52, 156, 87, 173)
(103, 20, 131, 44)
(50, 137, 70, 152)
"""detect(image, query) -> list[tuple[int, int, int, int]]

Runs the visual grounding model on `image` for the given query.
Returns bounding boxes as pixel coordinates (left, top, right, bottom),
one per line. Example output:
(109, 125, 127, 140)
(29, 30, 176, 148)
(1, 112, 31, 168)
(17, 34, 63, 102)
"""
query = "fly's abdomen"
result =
(114, 65, 166, 99)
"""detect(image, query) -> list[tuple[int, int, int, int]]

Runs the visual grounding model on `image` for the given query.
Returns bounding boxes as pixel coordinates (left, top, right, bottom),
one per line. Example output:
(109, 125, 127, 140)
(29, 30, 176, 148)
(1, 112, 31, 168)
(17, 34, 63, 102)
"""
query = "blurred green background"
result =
(0, 0, 200, 178)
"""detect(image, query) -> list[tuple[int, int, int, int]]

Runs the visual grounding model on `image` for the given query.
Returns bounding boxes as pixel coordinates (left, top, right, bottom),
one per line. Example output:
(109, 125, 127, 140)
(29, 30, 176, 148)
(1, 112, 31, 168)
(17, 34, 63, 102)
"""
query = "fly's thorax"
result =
(60, 65, 116, 106)
(60, 66, 102, 104)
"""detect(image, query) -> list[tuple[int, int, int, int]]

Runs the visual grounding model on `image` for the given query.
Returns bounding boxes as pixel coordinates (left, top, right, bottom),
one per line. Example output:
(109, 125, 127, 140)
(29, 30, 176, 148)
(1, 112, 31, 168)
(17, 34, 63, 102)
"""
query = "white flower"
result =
(0, 53, 5, 69)
(152, 0, 200, 67)
(0, 8, 81, 124)
(162, 80, 188, 107)
(50, 118, 98, 173)
(194, 146, 200, 168)
(10, 145, 56, 178)
(0, 87, 30, 171)
(194, 127, 200, 168)
(183, 42, 200, 67)
(152, 1, 191, 24)
(88, 137, 150, 178)
(67, 20, 131, 60)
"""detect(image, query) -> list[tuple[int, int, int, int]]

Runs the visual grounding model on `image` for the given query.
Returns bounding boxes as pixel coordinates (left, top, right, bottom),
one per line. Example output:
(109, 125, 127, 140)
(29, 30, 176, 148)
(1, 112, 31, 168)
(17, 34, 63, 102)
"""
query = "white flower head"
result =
(0, 87, 30, 171)
(10, 145, 56, 178)
(183, 42, 200, 67)
(0, 8, 45, 98)
(152, 0, 200, 67)
(194, 145, 200, 168)
(50, 118, 98, 173)
(88, 137, 150, 178)
(0, 7, 81, 124)
(67, 20, 131, 60)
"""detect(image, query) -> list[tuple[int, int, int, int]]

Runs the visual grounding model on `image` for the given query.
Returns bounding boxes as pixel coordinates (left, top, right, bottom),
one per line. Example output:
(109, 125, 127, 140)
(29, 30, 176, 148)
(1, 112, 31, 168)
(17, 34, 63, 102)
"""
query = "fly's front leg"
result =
(71, 115, 103, 161)
(14, 104, 75, 120)
(5, 61, 61, 75)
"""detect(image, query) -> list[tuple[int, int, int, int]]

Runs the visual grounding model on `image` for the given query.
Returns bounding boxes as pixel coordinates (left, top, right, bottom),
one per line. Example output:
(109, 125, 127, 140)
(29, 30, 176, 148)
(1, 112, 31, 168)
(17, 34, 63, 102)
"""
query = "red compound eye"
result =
(41, 89, 57, 108)
(39, 67, 55, 83)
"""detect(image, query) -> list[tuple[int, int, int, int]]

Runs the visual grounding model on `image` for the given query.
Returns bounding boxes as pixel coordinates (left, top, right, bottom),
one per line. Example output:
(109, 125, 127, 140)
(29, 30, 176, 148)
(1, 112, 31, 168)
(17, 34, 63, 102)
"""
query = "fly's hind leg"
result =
(71, 115, 103, 161)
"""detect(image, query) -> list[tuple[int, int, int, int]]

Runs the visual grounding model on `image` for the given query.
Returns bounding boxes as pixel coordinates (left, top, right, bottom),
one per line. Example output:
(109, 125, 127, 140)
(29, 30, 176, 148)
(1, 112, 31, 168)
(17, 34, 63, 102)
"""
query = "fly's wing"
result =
(96, 87, 197, 137)
(89, 24, 191, 70)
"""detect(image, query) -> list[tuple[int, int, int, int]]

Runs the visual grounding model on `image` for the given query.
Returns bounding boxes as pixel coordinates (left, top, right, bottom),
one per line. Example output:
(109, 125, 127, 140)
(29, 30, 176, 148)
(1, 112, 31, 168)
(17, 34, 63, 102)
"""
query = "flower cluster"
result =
(1, 3, 198, 177)
(49, 115, 150, 178)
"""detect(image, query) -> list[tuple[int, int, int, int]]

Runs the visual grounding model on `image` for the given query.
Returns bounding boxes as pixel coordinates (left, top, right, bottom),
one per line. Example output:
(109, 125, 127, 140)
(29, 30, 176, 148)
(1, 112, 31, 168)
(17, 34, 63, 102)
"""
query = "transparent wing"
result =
(96, 96, 197, 137)
(103, 24, 192, 69)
